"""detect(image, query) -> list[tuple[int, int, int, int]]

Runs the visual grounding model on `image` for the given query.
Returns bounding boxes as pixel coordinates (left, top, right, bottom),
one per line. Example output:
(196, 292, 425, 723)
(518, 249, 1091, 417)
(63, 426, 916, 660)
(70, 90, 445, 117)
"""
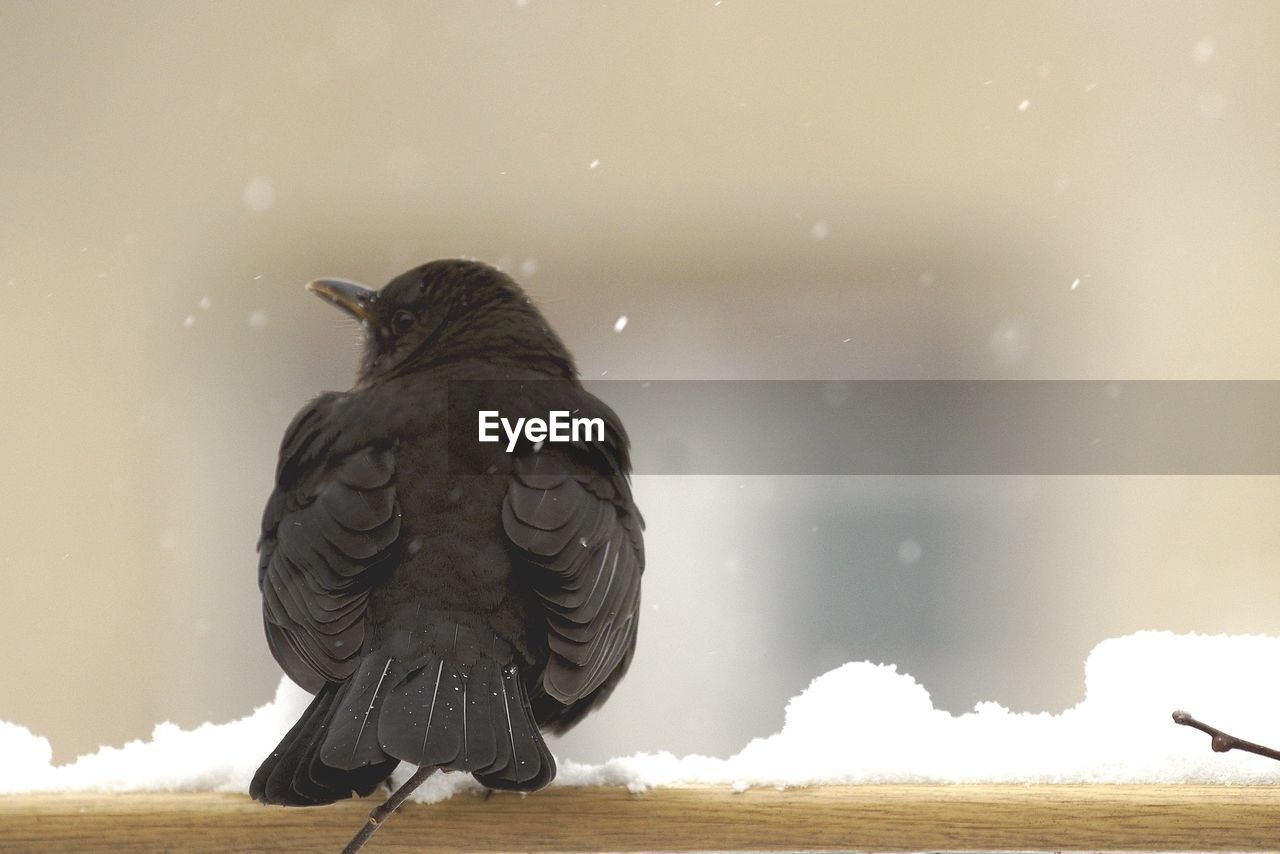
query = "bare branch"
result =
(342, 765, 436, 854)
(1172, 710, 1280, 763)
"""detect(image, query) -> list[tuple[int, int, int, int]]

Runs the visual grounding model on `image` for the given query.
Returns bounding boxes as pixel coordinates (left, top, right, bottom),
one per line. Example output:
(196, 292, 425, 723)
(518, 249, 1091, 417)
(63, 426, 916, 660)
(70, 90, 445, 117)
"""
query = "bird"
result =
(249, 260, 644, 847)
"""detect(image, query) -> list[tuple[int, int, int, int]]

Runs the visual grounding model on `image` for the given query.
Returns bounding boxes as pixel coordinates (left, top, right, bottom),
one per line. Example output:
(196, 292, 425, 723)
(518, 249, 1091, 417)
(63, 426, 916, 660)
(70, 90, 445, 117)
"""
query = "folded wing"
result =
(258, 395, 402, 692)
(502, 438, 644, 717)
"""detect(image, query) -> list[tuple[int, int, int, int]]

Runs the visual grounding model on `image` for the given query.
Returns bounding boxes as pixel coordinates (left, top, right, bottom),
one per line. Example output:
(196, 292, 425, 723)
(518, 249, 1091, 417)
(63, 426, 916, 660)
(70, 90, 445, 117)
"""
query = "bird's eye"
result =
(390, 310, 415, 335)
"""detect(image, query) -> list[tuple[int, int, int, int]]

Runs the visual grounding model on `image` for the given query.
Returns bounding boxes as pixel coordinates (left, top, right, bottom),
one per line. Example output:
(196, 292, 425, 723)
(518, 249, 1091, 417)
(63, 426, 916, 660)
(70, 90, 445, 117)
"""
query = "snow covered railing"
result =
(2, 785, 1280, 851)
(5, 633, 1280, 850)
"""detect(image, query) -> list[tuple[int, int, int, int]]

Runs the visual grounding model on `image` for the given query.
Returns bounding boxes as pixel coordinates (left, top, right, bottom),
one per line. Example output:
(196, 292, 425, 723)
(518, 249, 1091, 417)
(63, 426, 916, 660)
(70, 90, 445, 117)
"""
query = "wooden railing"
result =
(2, 785, 1279, 851)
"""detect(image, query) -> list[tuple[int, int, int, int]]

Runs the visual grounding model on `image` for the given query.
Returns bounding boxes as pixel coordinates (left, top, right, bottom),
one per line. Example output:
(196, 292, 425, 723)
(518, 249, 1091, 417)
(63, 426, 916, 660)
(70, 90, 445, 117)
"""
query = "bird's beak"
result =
(306, 278, 377, 324)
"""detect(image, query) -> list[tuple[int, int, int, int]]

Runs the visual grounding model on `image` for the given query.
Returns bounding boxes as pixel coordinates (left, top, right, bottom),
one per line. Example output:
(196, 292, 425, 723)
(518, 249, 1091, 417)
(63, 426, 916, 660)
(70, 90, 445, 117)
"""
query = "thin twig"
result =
(1172, 710, 1280, 762)
(342, 765, 436, 854)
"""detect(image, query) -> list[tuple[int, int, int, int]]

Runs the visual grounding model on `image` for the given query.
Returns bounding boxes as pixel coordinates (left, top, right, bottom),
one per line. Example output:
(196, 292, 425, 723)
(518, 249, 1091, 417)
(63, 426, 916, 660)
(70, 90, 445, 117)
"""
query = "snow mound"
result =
(0, 677, 312, 795)
(2, 631, 1278, 801)
(555, 631, 1280, 794)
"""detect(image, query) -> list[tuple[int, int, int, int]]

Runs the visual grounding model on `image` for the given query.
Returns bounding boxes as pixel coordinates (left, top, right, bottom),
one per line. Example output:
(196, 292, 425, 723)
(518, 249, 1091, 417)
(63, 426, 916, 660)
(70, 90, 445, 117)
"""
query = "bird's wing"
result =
(501, 428, 645, 706)
(258, 393, 401, 692)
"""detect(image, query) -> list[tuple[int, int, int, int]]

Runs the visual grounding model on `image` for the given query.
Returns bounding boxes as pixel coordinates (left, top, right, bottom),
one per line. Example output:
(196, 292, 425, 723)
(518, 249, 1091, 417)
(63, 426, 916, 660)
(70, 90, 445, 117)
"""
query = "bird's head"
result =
(307, 259, 576, 385)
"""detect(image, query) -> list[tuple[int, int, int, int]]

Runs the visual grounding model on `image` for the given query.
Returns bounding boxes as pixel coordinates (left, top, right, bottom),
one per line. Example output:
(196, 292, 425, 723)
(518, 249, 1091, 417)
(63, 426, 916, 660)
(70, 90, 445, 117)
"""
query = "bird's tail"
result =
(375, 621, 556, 791)
(250, 682, 399, 806)
(252, 622, 555, 805)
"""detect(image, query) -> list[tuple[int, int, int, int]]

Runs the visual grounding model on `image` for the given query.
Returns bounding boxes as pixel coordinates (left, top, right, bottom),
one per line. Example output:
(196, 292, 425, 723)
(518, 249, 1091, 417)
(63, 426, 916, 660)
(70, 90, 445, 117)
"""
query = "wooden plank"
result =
(1, 785, 1278, 852)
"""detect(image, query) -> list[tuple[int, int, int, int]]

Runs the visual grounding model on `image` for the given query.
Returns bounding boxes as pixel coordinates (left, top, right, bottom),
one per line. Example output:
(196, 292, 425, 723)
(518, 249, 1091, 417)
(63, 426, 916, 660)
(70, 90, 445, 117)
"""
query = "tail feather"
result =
(376, 621, 556, 790)
(320, 654, 397, 771)
(257, 624, 558, 804)
(251, 682, 398, 806)
(378, 653, 555, 790)
(253, 622, 556, 806)
(472, 663, 556, 791)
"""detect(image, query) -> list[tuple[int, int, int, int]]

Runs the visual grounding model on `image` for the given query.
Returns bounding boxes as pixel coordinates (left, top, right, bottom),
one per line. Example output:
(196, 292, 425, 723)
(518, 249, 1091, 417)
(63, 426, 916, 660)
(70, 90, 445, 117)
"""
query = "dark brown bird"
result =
(250, 260, 643, 845)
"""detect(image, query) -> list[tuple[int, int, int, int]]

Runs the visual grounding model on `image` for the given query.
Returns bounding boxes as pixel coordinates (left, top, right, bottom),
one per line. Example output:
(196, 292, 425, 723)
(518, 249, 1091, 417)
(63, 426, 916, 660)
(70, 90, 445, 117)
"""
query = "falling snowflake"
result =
(896, 539, 923, 565)
(1191, 38, 1215, 65)
(241, 177, 276, 212)
(989, 318, 1031, 364)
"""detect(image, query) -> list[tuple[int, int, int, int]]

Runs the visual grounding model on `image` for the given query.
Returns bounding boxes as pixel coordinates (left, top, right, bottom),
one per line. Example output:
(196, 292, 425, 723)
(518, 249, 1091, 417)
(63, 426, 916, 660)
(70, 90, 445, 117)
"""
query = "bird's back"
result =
(253, 364, 642, 804)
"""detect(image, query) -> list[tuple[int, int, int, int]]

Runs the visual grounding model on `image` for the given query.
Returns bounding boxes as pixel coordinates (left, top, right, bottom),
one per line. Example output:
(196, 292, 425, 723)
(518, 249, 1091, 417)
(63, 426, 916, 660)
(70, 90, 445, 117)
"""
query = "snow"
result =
(1192, 38, 1215, 65)
(0, 677, 309, 795)
(988, 318, 1031, 364)
(241, 177, 275, 212)
(549, 632, 1280, 797)
(3, 632, 1280, 802)
(895, 538, 923, 565)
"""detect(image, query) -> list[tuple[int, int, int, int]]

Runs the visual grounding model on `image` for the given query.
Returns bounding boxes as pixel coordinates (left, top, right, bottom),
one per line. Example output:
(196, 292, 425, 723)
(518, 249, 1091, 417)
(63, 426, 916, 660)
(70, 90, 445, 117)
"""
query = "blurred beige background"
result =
(3, 0, 1280, 764)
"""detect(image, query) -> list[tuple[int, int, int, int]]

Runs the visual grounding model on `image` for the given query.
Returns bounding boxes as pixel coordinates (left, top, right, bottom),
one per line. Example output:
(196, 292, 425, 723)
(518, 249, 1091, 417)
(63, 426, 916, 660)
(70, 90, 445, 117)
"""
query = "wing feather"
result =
(503, 444, 644, 706)
(258, 395, 401, 692)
